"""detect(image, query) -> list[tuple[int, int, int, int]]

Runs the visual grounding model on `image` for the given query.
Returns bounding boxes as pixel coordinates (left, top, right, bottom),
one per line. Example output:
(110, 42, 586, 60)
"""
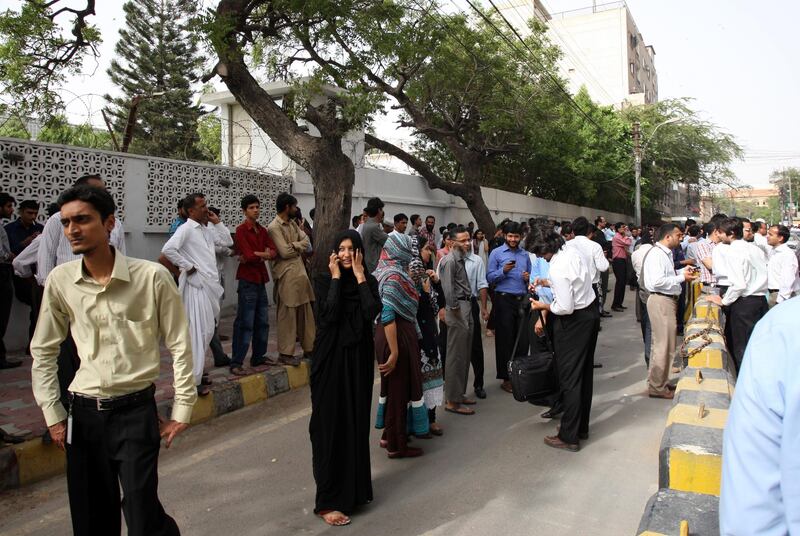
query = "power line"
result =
(509, 0, 617, 104)
(470, 0, 627, 150)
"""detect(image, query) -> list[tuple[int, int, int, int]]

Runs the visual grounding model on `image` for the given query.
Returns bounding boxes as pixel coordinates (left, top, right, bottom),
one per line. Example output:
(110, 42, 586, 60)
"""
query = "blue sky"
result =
(5, 0, 796, 189)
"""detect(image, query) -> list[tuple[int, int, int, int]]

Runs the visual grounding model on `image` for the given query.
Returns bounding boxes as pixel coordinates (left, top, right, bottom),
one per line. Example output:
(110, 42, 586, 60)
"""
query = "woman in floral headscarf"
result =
(413, 236, 445, 437)
(373, 233, 429, 458)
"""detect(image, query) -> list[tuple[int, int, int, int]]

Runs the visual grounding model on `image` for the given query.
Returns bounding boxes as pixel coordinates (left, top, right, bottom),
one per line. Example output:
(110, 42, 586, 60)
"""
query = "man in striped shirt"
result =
(694, 222, 718, 287)
(37, 175, 126, 285)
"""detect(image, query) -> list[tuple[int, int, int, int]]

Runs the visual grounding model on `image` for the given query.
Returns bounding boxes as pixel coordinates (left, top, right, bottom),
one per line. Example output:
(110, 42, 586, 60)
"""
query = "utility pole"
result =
(633, 121, 642, 226)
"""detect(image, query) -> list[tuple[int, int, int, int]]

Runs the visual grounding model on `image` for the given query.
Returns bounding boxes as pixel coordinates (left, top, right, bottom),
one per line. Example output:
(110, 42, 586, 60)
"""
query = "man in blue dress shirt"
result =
(720, 296, 800, 535)
(486, 221, 532, 394)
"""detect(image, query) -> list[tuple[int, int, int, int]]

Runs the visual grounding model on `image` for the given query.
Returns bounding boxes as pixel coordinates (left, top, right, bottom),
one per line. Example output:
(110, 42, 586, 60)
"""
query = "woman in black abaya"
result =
(309, 230, 381, 527)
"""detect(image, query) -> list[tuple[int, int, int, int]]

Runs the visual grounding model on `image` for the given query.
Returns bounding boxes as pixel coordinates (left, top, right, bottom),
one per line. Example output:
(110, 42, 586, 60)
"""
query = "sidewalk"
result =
(0, 307, 310, 490)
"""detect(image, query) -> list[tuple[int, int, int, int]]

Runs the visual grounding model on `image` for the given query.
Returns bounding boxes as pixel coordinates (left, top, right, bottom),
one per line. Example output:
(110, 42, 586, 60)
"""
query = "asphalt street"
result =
(0, 292, 673, 535)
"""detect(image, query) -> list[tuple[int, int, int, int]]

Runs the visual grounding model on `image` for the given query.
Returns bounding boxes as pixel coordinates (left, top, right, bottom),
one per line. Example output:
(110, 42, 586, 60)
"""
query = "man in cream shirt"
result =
(31, 185, 195, 536)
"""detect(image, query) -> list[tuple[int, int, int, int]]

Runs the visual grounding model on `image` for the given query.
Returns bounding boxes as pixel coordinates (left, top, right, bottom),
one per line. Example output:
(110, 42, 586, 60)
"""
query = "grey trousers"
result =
(444, 300, 474, 403)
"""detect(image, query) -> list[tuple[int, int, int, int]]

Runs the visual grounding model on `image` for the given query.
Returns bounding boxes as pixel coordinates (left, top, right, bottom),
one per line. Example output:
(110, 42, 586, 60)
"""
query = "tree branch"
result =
(365, 133, 468, 197)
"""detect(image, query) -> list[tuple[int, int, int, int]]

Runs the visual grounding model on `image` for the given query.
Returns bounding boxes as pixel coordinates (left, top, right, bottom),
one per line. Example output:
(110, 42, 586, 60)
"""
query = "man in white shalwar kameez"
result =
(161, 193, 233, 394)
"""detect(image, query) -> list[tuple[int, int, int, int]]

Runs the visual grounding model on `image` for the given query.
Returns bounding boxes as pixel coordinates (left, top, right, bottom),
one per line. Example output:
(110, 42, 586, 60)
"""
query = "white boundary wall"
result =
(2, 138, 630, 351)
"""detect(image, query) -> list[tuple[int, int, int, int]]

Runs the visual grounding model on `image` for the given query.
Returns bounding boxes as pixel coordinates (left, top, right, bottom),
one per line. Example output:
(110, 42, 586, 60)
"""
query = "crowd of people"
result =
(1, 175, 799, 533)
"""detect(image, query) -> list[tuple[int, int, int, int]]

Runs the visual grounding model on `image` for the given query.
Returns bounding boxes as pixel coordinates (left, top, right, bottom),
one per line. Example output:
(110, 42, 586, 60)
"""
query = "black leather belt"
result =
(652, 292, 679, 299)
(496, 292, 524, 299)
(70, 384, 156, 412)
(768, 289, 778, 293)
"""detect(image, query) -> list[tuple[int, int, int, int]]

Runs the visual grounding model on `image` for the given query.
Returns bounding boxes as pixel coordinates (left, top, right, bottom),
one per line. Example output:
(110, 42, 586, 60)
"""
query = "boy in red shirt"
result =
(230, 195, 277, 374)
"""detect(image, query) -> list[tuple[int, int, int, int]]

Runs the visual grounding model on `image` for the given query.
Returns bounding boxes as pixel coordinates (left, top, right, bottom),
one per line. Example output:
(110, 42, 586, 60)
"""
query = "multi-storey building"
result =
(496, 0, 658, 108)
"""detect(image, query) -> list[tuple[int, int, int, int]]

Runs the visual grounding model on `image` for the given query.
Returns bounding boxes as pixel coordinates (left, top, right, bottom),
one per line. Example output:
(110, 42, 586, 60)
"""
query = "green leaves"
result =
(0, 1, 101, 118)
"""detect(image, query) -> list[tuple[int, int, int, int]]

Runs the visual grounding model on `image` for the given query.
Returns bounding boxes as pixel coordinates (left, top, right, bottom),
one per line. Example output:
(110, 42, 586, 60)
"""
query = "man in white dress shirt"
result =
(161, 193, 233, 394)
(567, 217, 609, 367)
(531, 231, 598, 452)
(643, 224, 698, 399)
(706, 218, 768, 372)
(752, 220, 771, 258)
(765, 224, 798, 307)
(631, 232, 655, 366)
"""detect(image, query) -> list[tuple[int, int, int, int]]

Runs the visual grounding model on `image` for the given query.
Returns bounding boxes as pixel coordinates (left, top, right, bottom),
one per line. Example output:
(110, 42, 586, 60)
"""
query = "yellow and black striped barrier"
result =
(637, 295, 735, 535)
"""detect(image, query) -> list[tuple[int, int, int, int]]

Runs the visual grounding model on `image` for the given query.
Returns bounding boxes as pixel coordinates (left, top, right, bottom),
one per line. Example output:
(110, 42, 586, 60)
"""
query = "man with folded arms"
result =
(765, 224, 799, 308)
(642, 224, 698, 399)
(31, 185, 196, 536)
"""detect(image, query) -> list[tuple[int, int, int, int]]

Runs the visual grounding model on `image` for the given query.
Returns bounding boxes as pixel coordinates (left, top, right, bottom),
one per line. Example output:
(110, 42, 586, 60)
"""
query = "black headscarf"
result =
(335, 229, 367, 302)
(327, 229, 377, 347)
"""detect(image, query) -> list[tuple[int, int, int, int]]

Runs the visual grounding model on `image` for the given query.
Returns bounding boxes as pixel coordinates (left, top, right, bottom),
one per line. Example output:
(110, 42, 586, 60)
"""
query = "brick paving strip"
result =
(0, 309, 310, 491)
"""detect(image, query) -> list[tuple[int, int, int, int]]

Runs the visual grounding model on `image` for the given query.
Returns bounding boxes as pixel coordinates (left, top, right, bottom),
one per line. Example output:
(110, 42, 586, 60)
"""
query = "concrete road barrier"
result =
(638, 296, 734, 535)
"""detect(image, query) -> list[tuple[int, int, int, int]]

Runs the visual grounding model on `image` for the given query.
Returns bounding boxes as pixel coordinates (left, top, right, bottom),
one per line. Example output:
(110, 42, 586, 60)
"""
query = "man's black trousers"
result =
(66, 395, 180, 536)
(493, 292, 529, 381)
(727, 295, 768, 372)
(552, 305, 599, 445)
(611, 258, 627, 309)
(470, 297, 484, 389)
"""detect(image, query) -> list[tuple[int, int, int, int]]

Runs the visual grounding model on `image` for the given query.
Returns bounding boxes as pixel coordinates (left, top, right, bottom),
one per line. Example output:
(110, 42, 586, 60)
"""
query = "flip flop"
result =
(460, 398, 477, 405)
(445, 406, 475, 415)
(229, 366, 247, 376)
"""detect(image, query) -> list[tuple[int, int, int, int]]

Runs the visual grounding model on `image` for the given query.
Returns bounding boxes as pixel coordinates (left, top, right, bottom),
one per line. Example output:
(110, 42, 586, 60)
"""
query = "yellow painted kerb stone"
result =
(687, 348, 725, 369)
(666, 403, 728, 429)
(668, 448, 722, 496)
(14, 439, 66, 485)
(190, 392, 216, 424)
(285, 361, 310, 389)
(239, 373, 268, 405)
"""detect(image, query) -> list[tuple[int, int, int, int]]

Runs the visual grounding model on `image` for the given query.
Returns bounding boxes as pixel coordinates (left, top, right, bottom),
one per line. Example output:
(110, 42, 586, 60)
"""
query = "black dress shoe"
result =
(214, 356, 231, 367)
(599, 311, 613, 318)
(540, 408, 563, 419)
(474, 387, 487, 399)
(611, 307, 624, 312)
(593, 363, 603, 368)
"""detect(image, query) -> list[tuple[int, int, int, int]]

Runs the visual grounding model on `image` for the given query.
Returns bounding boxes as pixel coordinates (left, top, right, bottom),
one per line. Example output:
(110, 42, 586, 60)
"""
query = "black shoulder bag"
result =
(507, 300, 558, 403)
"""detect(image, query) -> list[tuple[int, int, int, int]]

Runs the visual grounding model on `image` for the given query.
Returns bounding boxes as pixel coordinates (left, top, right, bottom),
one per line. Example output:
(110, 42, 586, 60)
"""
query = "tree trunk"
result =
(306, 145, 355, 275)
(460, 177, 497, 235)
(211, 23, 355, 275)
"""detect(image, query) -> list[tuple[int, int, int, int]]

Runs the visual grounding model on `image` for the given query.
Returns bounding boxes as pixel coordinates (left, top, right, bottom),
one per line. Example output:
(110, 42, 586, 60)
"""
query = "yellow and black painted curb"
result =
(0, 360, 310, 491)
(637, 488, 720, 535)
(638, 297, 735, 535)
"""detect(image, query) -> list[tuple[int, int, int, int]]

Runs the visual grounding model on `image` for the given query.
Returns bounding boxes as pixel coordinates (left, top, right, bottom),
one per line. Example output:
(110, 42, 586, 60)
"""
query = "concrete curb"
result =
(637, 489, 719, 536)
(638, 296, 734, 535)
(0, 360, 310, 491)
